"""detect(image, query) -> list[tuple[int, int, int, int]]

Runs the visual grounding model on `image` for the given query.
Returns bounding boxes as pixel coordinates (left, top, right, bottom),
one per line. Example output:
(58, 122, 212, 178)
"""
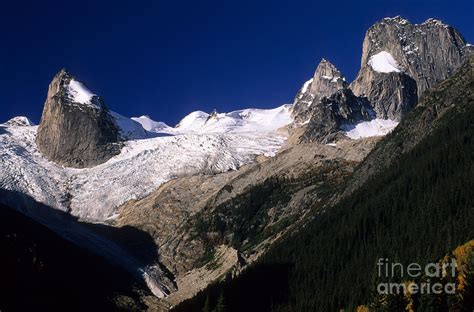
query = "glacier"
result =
(0, 105, 292, 223)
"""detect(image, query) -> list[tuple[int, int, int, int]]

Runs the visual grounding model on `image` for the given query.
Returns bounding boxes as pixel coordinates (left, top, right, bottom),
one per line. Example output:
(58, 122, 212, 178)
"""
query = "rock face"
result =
(116, 136, 379, 306)
(343, 54, 474, 199)
(36, 69, 122, 168)
(300, 89, 373, 143)
(351, 16, 471, 120)
(351, 67, 418, 120)
(292, 59, 348, 124)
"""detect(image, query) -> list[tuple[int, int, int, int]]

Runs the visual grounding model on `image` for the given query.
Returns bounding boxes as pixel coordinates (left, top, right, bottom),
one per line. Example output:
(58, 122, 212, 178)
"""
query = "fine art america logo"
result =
(376, 258, 457, 295)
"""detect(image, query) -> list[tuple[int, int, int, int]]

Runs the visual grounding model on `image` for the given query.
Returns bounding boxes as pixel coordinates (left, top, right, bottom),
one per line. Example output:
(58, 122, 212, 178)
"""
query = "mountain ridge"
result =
(0, 15, 472, 310)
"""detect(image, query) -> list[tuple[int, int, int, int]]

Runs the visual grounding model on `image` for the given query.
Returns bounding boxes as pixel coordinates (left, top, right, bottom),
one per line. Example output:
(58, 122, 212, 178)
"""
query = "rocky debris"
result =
(292, 59, 348, 124)
(164, 245, 241, 306)
(116, 136, 379, 305)
(36, 69, 122, 168)
(351, 16, 471, 120)
(300, 88, 374, 143)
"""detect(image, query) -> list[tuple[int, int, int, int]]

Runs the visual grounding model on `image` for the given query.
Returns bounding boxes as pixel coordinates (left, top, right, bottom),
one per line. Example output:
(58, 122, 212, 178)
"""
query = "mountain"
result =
(35, 69, 152, 169)
(4, 116, 35, 127)
(132, 105, 292, 135)
(36, 69, 123, 168)
(172, 53, 474, 312)
(299, 88, 374, 144)
(0, 16, 472, 311)
(0, 202, 152, 311)
(291, 58, 348, 124)
(351, 16, 472, 120)
(291, 16, 472, 145)
(131, 115, 172, 132)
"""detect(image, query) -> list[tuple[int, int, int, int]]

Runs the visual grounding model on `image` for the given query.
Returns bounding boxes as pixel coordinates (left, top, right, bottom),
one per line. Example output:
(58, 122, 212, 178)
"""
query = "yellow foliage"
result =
(356, 305, 369, 312)
(452, 240, 474, 295)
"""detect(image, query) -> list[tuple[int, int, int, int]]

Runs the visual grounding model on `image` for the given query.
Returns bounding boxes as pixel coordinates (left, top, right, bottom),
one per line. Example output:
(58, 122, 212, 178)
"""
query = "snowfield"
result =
(0, 107, 291, 222)
(368, 51, 401, 73)
(0, 103, 397, 223)
(342, 118, 399, 139)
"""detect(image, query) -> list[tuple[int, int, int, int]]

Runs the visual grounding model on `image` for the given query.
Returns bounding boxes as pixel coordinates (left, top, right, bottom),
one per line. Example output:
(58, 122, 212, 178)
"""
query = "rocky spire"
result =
(350, 16, 471, 120)
(300, 88, 373, 144)
(291, 58, 348, 124)
(36, 69, 122, 168)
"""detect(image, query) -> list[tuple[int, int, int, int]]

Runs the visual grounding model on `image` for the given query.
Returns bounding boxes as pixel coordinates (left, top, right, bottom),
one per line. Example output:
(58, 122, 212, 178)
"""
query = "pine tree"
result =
(202, 295, 210, 312)
(212, 292, 225, 312)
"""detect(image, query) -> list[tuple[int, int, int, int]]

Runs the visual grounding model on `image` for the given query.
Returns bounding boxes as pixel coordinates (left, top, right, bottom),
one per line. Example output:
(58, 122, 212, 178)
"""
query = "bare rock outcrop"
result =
(36, 69, 122, 168)
(292, 59, 348, 124)
(351, 16, 471, 120)
(300, 88, 373, 143)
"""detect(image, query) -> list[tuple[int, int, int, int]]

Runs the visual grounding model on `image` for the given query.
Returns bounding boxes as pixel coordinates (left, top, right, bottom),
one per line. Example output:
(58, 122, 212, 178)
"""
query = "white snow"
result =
(300, 78, 313, 94)
(136, 104, 293, 135)
(66, 79, 97, 106)
(321, 75, 343, 83)
(383, 16, 409, 25)
(368, 51, 401, 73)
(0, 104, 293, 222)
(110, 111, 149, 140)
(4, 116, 35, 127)
(342, 118, 399, 139)
(131, 116, 171, 132)
(421, 18, 448, 28)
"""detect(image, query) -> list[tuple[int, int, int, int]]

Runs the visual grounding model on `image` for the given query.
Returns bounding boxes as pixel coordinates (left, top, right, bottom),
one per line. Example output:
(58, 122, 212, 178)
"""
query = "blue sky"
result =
(1, 0, 473, 126)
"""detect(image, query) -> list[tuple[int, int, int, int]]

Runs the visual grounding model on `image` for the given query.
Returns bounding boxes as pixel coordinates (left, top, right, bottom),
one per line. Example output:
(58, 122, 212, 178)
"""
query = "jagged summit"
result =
(378, 16, 448, 28)
(47, 69, 105, 110)
(291, 58, 348, 124)
(291, 16, 470, 142)
(3, 116, 35, 127)
(35, 69, 122, 168)
(420, 17, 449, 27)
(381, 15, 410, 25)
(350, 16, 470, 120)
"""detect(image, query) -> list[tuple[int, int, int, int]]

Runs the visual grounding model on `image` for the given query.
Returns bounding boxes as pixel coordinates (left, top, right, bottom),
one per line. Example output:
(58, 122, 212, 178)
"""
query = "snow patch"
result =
(342, 118, 399, 139)
(131, 116, 171, 132)
(110, 111, 149, 140)
(383, 16, 409, 25)
(368, 51, 401, 73)
(421, 18, 448, 28)
(299, 78, 313, 96)
(3, 116, 35, 127)
(66, 79, 97, 107)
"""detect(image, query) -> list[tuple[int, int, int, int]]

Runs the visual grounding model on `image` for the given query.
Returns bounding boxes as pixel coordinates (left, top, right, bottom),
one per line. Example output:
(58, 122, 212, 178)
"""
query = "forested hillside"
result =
(173, 57, 474, 312)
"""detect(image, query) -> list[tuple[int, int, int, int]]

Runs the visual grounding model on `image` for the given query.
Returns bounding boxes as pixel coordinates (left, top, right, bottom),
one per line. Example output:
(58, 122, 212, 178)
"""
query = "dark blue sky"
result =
(1, 0, 473, 126)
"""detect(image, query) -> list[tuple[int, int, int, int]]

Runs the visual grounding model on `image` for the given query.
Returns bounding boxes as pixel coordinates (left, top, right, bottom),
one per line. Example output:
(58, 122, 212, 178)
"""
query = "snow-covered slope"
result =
(131, 116, 172, 132)
(133, 104, 292, 134)
(66, 79, 97, 106)
(4, 116, 35, 127)
(111, 111, 150, 140)
(0, 107, 291, 222)
(342, 118, 399, 139)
